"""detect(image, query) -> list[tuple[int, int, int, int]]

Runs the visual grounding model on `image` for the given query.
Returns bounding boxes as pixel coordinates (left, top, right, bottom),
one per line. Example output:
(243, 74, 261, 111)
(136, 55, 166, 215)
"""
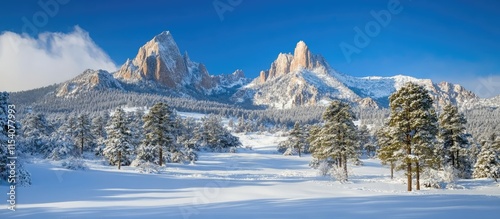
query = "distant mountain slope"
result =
(56, 69, 123, 97)
(233, 41, 478, 109)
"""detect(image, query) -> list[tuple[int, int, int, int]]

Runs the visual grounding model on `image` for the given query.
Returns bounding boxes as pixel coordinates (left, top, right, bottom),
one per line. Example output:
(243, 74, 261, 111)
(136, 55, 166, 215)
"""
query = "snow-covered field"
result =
(1, 132, 500, 219)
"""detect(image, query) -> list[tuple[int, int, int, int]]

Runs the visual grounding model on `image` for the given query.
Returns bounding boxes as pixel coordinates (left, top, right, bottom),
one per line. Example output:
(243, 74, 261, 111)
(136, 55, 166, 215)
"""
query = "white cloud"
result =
(0, 26, 118, 92)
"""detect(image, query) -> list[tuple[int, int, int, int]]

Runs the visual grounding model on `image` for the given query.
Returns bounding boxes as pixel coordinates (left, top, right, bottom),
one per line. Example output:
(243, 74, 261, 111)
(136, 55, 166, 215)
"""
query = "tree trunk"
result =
(343, 155, 348, 181)
(118, 151, 122, 170)
(390, 161, 394, 180)
(80, 136, 84, 156)
(298, 145, 301, 157)
(451, 152, 455, 168)
(159, 148, 163, 166)
(406, 134, 412, 192)
(407, 162, 412, 191)
(416, 161, 420, 190)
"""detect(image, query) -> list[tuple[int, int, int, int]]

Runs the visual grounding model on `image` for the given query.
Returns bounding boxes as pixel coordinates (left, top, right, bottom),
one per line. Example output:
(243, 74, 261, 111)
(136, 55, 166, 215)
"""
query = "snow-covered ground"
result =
(1, 132, 499, 219)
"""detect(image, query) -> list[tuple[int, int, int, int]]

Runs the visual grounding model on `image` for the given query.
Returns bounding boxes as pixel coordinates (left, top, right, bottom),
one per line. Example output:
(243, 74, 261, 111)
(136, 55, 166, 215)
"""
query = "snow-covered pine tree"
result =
(0, 92, 10, 182)
(280, 122, 308, 157)
(438, 104, 472, 177)
(0, 92, 31, 185)
(48, 125, 77, 160)
(473, 135, 499, 182)
(91, 112, 109, 156)
(136, 102, 176, 166)
(388, 82, 438, 191)
(74, 114, 94, 156)
(127, 109, 144, 151)
(228, 118, 235, 130)
(199, 114, 241, 152)
(376, 126, 399, 179)
(308, 100, 358, 181)
(358, 125, 371, 157)
(235, 116, 246, 133)
(104, 108, 132, 169)
(21, 113, 53, 156)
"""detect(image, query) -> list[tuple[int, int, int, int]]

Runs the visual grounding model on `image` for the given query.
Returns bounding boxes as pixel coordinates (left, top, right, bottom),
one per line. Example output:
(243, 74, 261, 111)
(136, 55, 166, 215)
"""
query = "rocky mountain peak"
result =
(114, 31, 190, 88)
(152, 31, 173, 43)
(258, 41, 328, 84)
(290, 40, 313, 71)
(113, 31, 249, 96)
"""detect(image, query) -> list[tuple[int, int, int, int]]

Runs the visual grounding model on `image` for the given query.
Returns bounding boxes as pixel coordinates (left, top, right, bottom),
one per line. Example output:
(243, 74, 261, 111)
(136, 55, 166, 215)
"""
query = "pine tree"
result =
(358, 125, 371, 157)
(280, 122, 308, 157)
(127, 109, 144, 151)
(235, 116, 246, 133)
(438, 104, 470, 174)
(74, 114, 94, 156)
(388, 82, 438, 191)
(377, 126, 399, 179)
(0, 92, 31, 185)
(136, 102, 176, 166)
(104, 108, 132, 169)
(21, 113, 53, 156)
(91, 112, 109, 156)
(309, 100, 358, 181)
(0, 92, 11, 182)
(48, 126, 76, 160)
(473, 136, 499, 182)
(198, 114, 241, 152)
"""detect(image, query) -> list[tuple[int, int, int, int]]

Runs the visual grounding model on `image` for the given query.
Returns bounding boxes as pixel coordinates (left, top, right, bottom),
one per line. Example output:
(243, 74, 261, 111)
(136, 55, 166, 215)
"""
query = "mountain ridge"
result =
(44, 31, 496, 109)
(235, 41, 479, 109)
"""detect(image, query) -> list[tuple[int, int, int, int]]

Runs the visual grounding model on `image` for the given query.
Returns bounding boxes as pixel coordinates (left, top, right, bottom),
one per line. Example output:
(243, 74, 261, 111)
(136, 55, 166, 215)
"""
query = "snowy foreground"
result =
(2, 133, 500, 219)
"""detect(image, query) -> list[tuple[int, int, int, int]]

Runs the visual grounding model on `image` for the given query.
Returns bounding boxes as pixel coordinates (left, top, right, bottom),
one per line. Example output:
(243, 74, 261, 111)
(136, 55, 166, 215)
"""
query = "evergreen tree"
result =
(279, 122, 308, 157)
(235, 116, 246, 133)
(309, 101, 358, 181)
(358, 125, 371, 157)
(136, 102, 176, 166)
(438, 104, 471, 176)
(473, 136, 499, 182)
(74, 114, 94, 156)
(127, 109, 144, 151)
(0, 92, 31, 185)
(376, 126, 399, 179)
(0, 92, 11, 182)
(198, 114, 241, 152)
(388, 82, 438, 191)
(104, 108, 132, 169)
(91, 112, 109, 156)
(48, 126, 76, 160)
(21, 113, 53, 155)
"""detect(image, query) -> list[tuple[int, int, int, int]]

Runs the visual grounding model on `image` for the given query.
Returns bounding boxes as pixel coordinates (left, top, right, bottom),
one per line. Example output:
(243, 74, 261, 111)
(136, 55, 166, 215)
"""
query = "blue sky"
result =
(1, 0, 500, 97)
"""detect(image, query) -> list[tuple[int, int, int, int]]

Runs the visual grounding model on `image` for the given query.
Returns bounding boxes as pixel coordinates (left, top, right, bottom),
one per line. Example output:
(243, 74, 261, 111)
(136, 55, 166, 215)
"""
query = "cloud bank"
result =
(0, 26, 118, 92)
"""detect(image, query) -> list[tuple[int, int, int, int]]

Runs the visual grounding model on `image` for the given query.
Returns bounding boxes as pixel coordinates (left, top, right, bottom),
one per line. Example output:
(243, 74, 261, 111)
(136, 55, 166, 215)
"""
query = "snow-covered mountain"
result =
(114, 31, 247, 96)
(56, 69, 123, 97)
(233, 41, 478, 109)
(56, 31, 248, 98)
(52, 31, 492, 109)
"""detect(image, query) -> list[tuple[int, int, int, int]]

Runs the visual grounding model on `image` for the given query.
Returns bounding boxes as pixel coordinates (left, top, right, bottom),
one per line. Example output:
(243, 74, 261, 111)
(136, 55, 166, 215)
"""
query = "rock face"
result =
(259, 41, 329, 84)
(234, 41, 478, 109)
(114, 31, 245, 95)
(56, 69, 123, 97)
